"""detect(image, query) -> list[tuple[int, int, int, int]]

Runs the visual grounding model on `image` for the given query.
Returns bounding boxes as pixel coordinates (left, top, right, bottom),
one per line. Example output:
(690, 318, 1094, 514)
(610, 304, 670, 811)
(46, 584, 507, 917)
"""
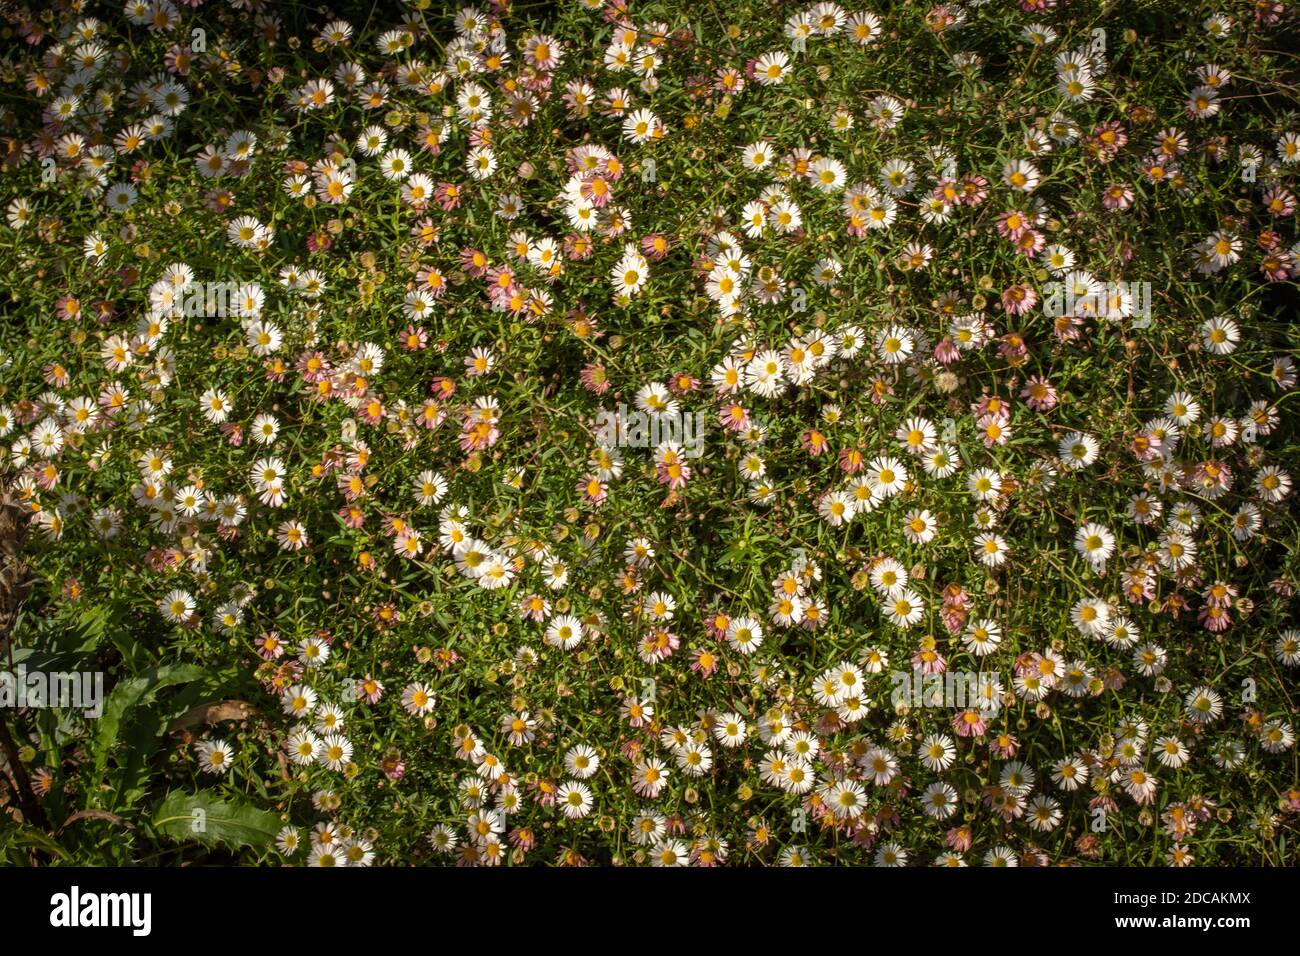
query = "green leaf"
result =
(108, 681, 214, 812)
(89, 664, 208, 806)
(0, 824, 70, 863)
(151, 790, 280, 851)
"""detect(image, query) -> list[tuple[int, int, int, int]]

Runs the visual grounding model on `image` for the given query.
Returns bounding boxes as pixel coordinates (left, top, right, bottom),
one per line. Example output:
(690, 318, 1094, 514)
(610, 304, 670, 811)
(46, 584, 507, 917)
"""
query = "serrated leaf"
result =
(152, 790, 279, 851)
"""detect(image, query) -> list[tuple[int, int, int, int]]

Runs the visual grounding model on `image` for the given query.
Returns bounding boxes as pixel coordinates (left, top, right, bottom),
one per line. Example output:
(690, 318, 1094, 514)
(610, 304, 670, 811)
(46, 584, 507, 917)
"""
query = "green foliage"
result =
(0, 0, 1296, 867)
(151, 790, 280, 852)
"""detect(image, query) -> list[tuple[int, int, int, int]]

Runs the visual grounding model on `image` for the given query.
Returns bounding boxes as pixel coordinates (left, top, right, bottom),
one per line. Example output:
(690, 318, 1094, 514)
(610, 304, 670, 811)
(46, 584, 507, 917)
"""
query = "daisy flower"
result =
(197, 739, 234, 775)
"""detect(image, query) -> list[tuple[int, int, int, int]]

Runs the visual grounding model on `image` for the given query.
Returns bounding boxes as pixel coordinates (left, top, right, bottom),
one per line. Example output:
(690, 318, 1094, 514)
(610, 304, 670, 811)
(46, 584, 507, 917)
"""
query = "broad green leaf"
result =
(151, 790, 280, 851)
(89, 664, 208, 806)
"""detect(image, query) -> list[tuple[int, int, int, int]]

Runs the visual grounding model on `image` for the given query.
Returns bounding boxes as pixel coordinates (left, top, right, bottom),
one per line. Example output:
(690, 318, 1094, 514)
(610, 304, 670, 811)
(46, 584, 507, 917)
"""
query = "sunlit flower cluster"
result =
(0, 0, 1297, 867)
